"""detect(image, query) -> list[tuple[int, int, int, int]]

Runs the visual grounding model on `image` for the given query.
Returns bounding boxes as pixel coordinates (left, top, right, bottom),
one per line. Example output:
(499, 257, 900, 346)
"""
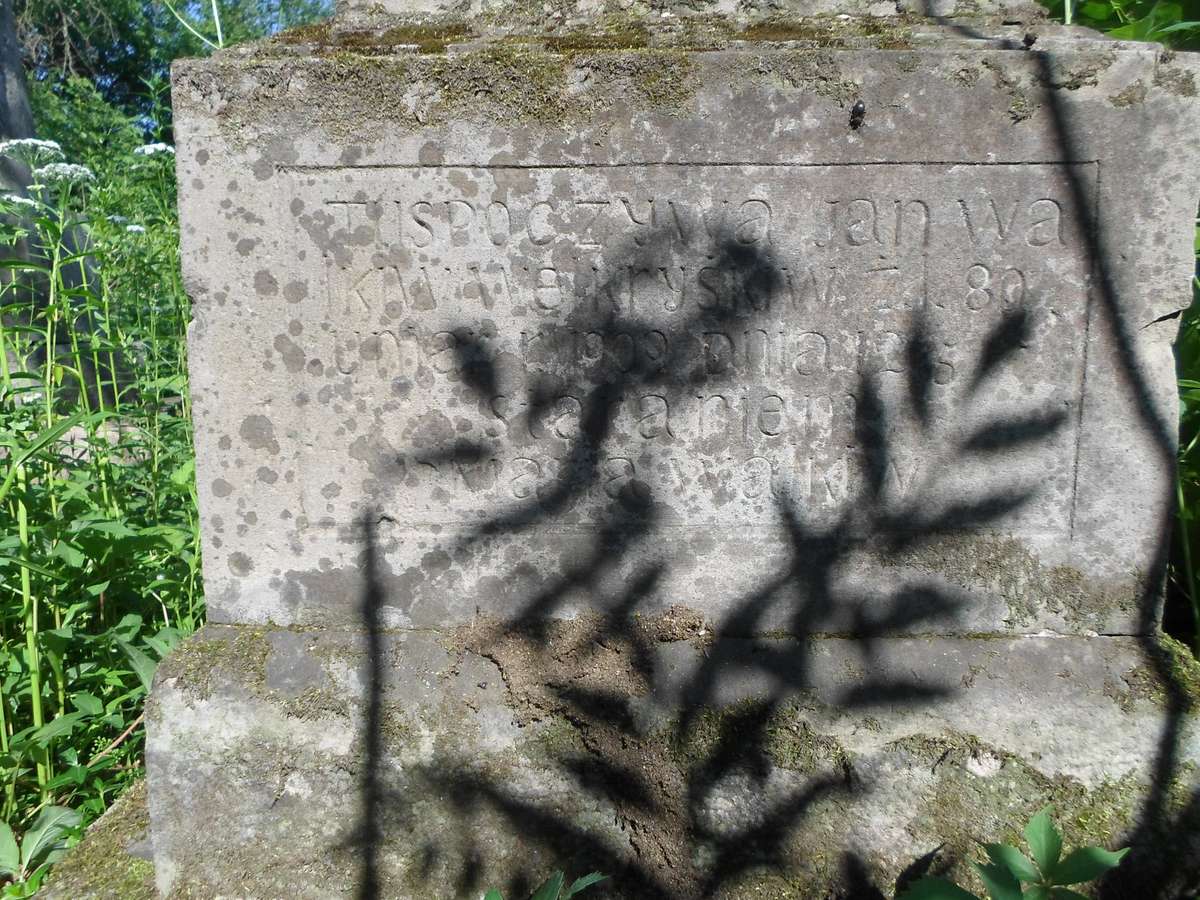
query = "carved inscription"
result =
(285, 163, 1095, 531)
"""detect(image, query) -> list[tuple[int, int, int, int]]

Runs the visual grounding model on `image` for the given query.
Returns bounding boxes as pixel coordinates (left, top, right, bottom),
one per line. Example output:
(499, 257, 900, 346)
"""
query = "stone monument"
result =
(148, 0, 1200, 895)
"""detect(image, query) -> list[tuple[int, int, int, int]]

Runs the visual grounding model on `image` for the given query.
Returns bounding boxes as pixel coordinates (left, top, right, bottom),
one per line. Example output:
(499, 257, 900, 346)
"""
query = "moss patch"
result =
(1110, 633, 1200, 710)
(1153, 61, 1197, 97)
(892, 731, 1146, 892)
(158, 627, 269, 700)
(42, 780, 155, 900)
(882, 534, 1138, 630)
(1109, 80, 1148, 107)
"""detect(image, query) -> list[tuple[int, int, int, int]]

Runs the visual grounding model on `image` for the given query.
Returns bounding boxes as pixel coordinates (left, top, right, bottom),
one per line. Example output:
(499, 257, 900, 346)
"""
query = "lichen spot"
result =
(284, 280, 309, 303)
(240, 415, 280, 454)
(254, 269, 279, 296)
(228, 552, 254, 576)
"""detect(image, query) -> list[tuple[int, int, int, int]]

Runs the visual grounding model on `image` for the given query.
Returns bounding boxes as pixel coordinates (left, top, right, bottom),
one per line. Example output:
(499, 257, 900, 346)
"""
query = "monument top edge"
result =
(332, 0, 1044, 19)
(228, 8, 1151, 61)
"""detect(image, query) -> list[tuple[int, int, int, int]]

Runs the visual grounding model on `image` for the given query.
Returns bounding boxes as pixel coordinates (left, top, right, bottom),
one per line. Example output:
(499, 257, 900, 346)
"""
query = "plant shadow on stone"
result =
(903, 11, 1200, 898)
(342, 213, 1087, 899)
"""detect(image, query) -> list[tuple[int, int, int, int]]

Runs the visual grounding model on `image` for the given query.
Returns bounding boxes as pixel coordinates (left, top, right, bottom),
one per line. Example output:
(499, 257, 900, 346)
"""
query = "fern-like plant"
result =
(484, 870, 607, 900)
(900, 807, 1128, 900)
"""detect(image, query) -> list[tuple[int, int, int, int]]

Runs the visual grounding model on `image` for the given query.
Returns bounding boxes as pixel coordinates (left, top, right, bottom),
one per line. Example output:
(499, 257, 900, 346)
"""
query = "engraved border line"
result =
(277, 160, 1101, 173)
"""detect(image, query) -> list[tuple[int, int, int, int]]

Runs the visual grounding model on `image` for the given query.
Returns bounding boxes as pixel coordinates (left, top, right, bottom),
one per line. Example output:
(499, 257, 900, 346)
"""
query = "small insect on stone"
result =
(850, 99, 866, 130)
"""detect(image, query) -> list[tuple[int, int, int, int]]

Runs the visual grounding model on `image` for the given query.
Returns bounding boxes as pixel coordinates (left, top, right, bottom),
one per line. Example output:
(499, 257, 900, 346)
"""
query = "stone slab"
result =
(145, 623, 1200, 897)
(173, 31, 1199, 634)
(153, 10, 1200, 898)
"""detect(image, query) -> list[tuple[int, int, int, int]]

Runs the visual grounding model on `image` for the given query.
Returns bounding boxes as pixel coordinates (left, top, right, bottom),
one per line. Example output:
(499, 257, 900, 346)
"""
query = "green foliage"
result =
(0, 84, 197, 890)
(484, 871, 608, 900)
(898, 807, 1129, 900)
(0, 804, 80, 895)
(14, 0, 334, 118)
(1175, 213, 1200, 652)
(1040, 0, 1200, 47)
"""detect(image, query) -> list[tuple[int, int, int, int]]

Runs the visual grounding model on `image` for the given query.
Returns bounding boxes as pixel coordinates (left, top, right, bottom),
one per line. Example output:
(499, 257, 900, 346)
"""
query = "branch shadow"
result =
(329, 23, 1197, 895)
(336, 204, 1090, 896)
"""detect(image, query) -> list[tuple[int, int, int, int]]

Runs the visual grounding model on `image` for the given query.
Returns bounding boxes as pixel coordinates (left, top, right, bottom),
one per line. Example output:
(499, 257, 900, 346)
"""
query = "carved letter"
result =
(486, 201, 511, 247)
(408, 201, 434, 248)
(757, 394, 785, 436)
(1026, 199, 1064, 247)
(735, 199, 771, 245)
(637, 395, 673, 439)
(528, 201, 555, 246)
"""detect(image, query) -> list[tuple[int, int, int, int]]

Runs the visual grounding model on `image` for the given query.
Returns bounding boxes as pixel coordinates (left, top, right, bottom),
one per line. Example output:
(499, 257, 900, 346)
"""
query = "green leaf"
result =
(974, 862, 1022, 900)
(18, 805, 81, 870)
(116, 639, 158, 692)
(564, 872, 608, 898)
(29, 713, 83, 747)
(144, 629, 182, 659)
(483, 891, 503, 900)
(530, 871, 566, 900)
(0, 555, 58, 579)
(897, 876, 981, 899)
(0, 410, 97, 506)
(1156, 19, 1200, 31)
(0, 821, 19, 877)
(984, 844, 1041, 883)
(1023, 888, 1051, 900)
(70, 692, 103, 716)
(169, 458, 195, 487)
(50, 540, 87, 569)
(1079, 1, 1116, 18)
(1024, 807, 1062, 874)
(1050, 846, 1130, 885)
(112, 614, 143, 641)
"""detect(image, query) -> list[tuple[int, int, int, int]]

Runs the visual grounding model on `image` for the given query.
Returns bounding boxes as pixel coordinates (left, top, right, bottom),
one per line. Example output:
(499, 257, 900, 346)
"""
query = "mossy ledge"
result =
(270, 12, 925, 56)
(41, 780, 155, 900)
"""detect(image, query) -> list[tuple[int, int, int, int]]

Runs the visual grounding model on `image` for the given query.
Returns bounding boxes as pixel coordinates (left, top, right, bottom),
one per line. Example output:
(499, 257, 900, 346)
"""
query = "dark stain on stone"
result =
(284, 280, 309, 303)
(228, 552, 253, 576)
(240, 415, 280, 454)
(273, 334, 306, 373)
(254, 269, 279, 296)
(256, 466, 279, 484)
(212, 478, 234, 498)
(421, 549, 452, 573)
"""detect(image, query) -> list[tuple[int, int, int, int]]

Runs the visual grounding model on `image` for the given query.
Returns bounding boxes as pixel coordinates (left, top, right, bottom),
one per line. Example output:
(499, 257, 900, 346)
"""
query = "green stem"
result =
(16, 467, 49, 800)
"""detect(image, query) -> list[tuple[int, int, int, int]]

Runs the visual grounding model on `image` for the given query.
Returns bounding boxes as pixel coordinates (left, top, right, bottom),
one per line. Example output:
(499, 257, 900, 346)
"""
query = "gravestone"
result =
(148, 0, 1200, 895)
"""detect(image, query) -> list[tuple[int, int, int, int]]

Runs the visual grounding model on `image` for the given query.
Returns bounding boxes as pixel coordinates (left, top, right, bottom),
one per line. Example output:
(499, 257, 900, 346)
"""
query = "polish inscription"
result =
(283, 163, 1095, 533)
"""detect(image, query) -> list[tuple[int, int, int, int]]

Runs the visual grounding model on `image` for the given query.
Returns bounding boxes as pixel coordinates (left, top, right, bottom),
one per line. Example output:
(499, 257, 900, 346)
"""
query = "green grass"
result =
(0, 80, 200, 887)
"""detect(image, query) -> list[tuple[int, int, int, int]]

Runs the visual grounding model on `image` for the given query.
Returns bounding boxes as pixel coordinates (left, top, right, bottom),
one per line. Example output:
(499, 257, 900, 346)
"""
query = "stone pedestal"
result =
(148, 3, 1200, 896)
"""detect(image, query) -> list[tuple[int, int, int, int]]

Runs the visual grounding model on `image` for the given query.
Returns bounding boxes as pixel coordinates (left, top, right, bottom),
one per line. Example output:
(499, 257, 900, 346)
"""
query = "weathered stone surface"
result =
(173, 29, 1196, 637)
(150, 5, 1200, 897)
(147, 624, 1199, 897)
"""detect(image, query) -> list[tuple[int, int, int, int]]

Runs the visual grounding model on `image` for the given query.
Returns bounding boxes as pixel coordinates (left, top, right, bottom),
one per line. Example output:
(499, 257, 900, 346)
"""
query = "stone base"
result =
(145, 623, 1200, 898)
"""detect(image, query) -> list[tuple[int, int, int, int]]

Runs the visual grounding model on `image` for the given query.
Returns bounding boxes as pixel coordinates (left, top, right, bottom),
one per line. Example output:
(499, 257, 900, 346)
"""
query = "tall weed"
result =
(0, 81, 199, 872)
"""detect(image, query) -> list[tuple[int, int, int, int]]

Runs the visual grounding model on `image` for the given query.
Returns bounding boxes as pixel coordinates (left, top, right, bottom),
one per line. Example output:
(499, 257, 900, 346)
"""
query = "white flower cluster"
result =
(125, 224, 146, 234)
(1, 194, 39, 209)
(32, 163, 95, 187)
(0, 138, 64, 165)
(134, 142, 175, 157)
